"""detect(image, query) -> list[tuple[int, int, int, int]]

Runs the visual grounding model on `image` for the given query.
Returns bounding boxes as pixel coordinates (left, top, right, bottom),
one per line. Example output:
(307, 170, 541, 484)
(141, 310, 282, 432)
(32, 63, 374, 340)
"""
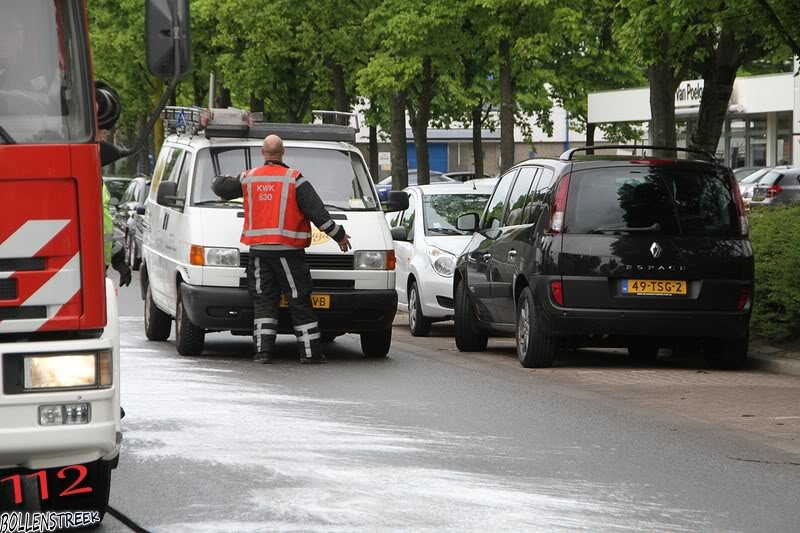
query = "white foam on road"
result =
(119, 322, 711, 532)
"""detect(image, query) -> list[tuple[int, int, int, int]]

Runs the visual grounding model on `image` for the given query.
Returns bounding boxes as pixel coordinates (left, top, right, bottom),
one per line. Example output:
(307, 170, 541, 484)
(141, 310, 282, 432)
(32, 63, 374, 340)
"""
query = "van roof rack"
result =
(560, 145, 718, 163)
(162, 106, 357, 142)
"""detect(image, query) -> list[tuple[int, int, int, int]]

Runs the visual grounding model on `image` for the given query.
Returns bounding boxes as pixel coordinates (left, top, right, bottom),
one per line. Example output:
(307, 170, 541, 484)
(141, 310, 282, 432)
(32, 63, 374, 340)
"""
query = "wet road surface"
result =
(100, 278, 800, 532)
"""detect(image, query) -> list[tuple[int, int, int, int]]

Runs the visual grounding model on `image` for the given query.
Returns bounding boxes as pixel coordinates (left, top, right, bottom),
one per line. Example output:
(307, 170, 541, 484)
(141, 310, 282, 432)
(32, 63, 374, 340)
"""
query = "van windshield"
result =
(193, 146, 379, 211)
(565, 166, 738, 237)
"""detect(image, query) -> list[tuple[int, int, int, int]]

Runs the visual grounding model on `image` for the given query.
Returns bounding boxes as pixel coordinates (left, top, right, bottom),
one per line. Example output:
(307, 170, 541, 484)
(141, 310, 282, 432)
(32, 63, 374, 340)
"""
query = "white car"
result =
(388, 179, 498, 336)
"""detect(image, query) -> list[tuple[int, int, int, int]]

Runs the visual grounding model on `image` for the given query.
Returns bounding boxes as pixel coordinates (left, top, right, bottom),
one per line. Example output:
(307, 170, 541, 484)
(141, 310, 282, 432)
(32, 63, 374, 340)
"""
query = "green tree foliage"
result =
(755, 0, 800, 60)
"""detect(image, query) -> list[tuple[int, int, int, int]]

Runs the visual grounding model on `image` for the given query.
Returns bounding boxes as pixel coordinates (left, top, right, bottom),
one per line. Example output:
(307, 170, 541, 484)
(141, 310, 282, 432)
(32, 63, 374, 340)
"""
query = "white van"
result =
(139, 108, 408, 358)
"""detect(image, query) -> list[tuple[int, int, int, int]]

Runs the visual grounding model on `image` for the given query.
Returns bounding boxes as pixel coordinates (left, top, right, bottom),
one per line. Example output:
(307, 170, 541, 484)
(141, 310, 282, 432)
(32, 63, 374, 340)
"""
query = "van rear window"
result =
(565, 166, 738, 237)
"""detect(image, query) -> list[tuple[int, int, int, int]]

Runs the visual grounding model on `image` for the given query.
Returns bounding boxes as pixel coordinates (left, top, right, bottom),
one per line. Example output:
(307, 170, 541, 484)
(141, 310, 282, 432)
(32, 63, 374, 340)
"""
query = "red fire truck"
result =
(0, 0, 190, 522)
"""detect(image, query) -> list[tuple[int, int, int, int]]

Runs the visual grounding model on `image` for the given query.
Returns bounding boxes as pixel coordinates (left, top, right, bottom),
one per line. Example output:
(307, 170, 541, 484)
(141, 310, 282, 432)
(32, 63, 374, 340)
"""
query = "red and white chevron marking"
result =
(0, 219, 81, 334)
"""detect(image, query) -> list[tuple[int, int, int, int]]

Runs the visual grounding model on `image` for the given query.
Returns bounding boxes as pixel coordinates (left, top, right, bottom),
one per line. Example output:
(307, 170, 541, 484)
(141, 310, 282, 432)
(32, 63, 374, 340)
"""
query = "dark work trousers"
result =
(247, 250, 322, 360)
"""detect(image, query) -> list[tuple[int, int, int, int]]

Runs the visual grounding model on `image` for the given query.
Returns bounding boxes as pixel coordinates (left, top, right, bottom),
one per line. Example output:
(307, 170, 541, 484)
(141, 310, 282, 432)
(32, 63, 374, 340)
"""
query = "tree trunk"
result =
(647, 36, 678, 156)
(389, 92, 408, 190)
(689, 29, 740, 156)
(329, 60, 350, 125)
(369, 124, 379, 182)
(250, 94, 265, 113)
(218, 87, 232, 108)
(499, 38, 515, 171)
(410, 57, 434, 185)
(471, 103, 484, 177)
(126, 122, 138, 175)
(586, 123, 596, 155)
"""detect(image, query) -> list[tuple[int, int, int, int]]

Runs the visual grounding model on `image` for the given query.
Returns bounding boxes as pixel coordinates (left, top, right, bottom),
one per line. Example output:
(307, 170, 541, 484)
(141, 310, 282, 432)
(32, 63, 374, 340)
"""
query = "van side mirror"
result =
(146, 0, 192, 77)
(156, 181, 182, 207)
(456, 212, 480, 232)
(385, 191, 410, 213)
(136, 206, 147, 215)
(390, 226, 409, 242)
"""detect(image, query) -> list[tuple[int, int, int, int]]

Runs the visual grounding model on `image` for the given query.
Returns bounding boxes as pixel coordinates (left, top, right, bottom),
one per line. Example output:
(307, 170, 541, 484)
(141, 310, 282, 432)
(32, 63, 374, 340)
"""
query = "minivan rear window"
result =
(565, 166, 738, 237)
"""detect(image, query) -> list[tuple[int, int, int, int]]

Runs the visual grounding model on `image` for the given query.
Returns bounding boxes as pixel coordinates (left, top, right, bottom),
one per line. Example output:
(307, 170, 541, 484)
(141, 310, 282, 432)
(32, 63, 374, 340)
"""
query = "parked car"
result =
(444, 171, 496, 182)
(749, 166, 800, 206)
(102, 176, 131, 213)
(376, 170, 457, 202)
(453, 146, 753, 370)
(737, 167, 772, 207)
(112, 175, 150, 270)
(733, 166, 765, 181)
(388, 179, 498, 336)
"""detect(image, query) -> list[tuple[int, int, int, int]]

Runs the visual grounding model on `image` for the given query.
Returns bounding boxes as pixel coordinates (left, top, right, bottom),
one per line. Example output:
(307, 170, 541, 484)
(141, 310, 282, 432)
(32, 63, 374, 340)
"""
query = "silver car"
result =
(750, 166, 800, 206)
(738, 167, 772, 206)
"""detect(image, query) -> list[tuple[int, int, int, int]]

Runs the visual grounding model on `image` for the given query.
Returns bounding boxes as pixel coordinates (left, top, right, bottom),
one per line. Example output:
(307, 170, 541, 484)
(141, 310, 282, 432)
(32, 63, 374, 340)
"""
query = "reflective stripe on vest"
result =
(240, 164, 312, 247)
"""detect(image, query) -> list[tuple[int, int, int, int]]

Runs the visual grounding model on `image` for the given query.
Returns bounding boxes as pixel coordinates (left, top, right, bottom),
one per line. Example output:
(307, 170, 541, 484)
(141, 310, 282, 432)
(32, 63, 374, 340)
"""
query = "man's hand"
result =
(337, 234, 352, 252)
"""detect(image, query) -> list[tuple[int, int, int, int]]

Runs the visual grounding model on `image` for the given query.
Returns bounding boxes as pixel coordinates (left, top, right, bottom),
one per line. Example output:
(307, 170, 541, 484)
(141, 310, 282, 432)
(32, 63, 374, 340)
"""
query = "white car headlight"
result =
(428, 246, 456, 277)
(205, 247, 241, 267)
(354, 250, 395, 270)
(23, 351, 112, 391)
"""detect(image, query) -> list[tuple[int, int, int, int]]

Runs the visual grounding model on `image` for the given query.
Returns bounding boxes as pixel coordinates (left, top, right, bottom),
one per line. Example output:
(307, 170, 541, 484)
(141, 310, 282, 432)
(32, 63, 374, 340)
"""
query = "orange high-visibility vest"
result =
(240, 163, 312, 248)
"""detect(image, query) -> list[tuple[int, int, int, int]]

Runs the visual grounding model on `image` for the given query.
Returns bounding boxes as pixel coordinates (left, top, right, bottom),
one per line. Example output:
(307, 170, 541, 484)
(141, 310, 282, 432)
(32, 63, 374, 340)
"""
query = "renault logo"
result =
(650, 242, 663, 259)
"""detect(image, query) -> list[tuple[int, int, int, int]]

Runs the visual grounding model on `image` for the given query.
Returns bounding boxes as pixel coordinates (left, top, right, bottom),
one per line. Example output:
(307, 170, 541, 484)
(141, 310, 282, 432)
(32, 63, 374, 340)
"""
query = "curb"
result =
(747, 353, 800, 377)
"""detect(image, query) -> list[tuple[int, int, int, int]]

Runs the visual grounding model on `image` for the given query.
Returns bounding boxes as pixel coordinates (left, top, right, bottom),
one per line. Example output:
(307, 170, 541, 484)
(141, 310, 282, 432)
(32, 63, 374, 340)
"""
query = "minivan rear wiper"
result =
(588, 223, 662, 234)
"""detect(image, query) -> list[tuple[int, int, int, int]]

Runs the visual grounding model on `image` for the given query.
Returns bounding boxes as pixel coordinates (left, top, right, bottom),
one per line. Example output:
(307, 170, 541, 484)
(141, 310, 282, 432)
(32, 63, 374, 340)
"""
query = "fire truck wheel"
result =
(175, 295, 205, 355)
(144, 285, 171, 341)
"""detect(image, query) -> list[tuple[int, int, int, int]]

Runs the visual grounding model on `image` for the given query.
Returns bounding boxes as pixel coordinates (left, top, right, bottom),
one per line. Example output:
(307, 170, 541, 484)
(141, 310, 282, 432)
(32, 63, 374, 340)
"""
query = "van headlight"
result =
(428, 247, 456, 277)
(354, 250, 396, 270)
(205, 247, 241, 267)
(22, 351, 112, 391)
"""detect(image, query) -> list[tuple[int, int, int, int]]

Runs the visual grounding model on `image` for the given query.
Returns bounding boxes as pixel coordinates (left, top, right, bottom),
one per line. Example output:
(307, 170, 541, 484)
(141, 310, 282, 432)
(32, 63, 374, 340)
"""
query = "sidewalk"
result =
(749, 339, 800, 377)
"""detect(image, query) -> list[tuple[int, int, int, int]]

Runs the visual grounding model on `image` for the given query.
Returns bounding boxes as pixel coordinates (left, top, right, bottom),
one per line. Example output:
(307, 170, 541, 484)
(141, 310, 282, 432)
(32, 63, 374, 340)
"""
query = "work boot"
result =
(254, 352, 272, 364)
(300, 354, 327, 364)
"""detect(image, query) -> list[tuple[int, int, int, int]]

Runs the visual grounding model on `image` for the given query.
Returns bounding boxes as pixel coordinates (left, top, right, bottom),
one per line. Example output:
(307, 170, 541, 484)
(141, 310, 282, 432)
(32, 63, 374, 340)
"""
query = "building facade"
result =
(588, 70, 799, 168)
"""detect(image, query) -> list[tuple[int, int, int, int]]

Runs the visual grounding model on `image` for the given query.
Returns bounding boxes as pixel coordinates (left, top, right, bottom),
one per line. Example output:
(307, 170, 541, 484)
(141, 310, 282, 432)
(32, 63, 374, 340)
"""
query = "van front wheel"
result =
(175, 294, 205, 355)
(361, 328, 392, 358)
(144, 285, 171, 341)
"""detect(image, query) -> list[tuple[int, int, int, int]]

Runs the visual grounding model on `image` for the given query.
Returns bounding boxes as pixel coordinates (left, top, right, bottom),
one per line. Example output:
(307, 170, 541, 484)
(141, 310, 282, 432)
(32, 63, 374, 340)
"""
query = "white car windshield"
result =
(193, 146, 379, 211)
(423, 193, 491, 236)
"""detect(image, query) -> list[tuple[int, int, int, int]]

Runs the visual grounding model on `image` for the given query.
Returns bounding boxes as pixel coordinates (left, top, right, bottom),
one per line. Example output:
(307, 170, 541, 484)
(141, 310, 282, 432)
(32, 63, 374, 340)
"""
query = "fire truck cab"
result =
(0, 0, 190, 520)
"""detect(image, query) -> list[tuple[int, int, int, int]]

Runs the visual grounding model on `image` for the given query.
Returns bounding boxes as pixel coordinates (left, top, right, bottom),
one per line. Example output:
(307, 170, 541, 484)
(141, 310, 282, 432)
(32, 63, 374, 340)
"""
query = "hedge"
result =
(748, 205, 800, 343)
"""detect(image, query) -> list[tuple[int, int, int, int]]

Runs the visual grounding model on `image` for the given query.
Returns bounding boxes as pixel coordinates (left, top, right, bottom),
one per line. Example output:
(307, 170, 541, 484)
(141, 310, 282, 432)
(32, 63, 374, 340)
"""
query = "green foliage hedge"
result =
(749, 205, 800, 342)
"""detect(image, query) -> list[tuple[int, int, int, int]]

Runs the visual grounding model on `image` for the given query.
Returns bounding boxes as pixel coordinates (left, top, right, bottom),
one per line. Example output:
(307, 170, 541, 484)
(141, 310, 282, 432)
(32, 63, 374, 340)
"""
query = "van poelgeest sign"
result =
(675, 80, 704, 108)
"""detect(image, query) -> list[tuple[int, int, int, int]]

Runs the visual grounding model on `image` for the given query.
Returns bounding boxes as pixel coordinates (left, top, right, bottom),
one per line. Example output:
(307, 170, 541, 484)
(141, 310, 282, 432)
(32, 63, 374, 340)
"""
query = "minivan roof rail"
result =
(162, 106, 357, 143)
(560, 145, 718, 163)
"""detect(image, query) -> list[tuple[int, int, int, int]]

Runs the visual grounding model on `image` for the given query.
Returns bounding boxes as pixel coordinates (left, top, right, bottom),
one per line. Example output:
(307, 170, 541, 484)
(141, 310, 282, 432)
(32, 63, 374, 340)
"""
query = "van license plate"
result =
(622, 279, 687, 296)
(280, 294, 331, 308)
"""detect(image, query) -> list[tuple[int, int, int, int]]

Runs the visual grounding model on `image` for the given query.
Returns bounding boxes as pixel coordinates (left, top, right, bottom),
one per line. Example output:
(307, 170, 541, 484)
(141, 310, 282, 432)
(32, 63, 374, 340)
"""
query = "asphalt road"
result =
(101, 274, 800, 532)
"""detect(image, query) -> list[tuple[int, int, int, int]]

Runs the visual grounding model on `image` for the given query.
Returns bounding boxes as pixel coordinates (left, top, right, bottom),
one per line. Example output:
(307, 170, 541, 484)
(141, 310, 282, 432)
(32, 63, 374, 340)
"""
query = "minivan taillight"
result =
(550, 280, 564, 306)
(766, 185, 783, 198)
(737, 287, 751, 311)
(730, 175, 748, 237)
(547, 174, 571, 233)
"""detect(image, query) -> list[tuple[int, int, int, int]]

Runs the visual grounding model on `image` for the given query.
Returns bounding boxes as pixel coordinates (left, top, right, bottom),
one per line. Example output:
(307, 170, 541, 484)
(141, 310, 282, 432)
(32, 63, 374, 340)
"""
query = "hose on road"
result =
(107, 505, 151, 533)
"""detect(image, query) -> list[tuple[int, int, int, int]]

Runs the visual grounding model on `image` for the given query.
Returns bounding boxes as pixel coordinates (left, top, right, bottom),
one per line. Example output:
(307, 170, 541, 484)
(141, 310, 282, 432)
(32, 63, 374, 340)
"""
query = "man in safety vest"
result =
(211, 134, 351, 364)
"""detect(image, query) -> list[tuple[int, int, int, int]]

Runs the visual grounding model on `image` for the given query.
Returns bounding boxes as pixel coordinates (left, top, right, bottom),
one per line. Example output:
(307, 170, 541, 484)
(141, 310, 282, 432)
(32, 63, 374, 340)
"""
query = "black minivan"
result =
(453, 146, 753, 369)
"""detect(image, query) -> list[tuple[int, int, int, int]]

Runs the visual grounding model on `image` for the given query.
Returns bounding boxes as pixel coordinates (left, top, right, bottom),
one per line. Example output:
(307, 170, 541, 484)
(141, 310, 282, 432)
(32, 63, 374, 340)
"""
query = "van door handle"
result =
(508, 250, 517, 258)
(483, 253, 492, 261)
